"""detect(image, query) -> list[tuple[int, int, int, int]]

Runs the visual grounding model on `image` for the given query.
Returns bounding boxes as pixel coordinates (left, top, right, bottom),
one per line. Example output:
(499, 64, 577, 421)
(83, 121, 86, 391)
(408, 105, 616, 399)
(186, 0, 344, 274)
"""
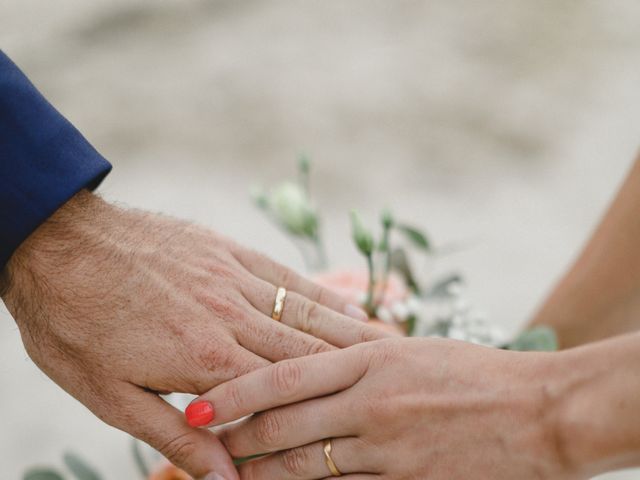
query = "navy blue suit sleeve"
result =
(0, 51, 112, 270)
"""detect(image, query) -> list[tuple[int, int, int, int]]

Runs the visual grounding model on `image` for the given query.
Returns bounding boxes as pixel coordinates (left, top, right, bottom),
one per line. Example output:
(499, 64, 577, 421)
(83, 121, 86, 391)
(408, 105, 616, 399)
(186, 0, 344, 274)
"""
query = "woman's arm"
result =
(531, 156, 640, 348)
(187, 334, 640, 479)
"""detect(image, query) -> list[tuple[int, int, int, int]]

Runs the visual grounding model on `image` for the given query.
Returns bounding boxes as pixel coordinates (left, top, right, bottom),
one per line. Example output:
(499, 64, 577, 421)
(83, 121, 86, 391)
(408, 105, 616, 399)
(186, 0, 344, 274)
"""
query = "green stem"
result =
(364, 253, 375, 316)
(299, 166, 310, 195)
(314, 234, 328, 270)
(377, 225, 392, 310)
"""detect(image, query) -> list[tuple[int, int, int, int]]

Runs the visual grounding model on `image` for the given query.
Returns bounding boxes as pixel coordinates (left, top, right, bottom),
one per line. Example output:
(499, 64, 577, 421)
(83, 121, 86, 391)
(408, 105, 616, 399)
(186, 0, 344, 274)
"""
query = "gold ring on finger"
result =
(271, 286, 287, 321)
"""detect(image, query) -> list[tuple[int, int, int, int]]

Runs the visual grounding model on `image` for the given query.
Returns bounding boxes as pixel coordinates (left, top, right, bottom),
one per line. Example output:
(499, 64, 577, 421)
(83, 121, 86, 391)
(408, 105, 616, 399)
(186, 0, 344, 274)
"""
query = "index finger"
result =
(184, 346, 366, 428)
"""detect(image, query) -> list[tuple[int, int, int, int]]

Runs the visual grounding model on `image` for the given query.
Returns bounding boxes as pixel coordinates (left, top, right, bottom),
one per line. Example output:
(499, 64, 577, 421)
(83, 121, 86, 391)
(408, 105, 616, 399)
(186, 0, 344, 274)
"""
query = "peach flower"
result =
(313, 269, 408, 335)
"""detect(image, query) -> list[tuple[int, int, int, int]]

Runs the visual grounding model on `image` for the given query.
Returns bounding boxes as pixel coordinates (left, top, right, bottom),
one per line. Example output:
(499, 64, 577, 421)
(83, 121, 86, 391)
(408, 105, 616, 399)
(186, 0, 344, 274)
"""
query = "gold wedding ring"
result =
(271, 286, 287, 321)
(323, 439, 343, 477)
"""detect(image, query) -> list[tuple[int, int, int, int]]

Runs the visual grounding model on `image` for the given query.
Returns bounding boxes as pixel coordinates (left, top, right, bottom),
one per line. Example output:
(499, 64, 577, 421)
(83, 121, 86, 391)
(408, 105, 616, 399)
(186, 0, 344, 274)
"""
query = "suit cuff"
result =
(0, 51, 112, 271)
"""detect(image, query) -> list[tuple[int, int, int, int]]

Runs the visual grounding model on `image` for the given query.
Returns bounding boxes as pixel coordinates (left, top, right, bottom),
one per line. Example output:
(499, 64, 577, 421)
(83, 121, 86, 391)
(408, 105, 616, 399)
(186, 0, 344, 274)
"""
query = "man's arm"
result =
(0, 51, 111, 271)
(530, 156, 640, 348)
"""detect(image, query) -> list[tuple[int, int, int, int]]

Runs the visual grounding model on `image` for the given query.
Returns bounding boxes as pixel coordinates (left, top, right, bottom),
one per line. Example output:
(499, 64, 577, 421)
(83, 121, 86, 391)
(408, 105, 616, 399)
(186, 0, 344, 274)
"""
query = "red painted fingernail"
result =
(185, 401, 215, 427)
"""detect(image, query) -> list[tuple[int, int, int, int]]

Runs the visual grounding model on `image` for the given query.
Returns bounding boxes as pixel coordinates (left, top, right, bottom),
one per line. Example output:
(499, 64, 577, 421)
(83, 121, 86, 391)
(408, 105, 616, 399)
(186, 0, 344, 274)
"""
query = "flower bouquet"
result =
(24, 157, 556, 480)
(252, 156, 557, 350)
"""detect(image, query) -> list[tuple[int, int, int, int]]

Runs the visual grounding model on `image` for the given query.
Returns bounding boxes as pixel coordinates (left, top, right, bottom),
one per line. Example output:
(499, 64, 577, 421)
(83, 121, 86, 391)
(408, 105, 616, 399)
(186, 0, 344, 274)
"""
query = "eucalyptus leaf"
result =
(63, 452, 102, 480)
(23, 469, 65, 480)
(396, 224, 431, 251)
(505, 326, 558, 351)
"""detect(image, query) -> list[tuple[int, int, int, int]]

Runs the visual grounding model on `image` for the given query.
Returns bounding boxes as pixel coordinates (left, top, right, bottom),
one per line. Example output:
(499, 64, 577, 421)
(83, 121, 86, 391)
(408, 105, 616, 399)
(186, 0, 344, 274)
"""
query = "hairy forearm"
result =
(2, 191, 106, 305)
(553, 332, 640, 476)
(531, 157, 640, 348)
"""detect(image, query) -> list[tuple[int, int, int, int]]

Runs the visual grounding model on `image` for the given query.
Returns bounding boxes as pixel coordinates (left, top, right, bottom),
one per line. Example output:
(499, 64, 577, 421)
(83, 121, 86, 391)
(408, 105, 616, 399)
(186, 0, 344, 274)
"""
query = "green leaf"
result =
(297, 154, 311, 175)
(378, 209, 394, 252)
(506, 326, 558, 351)
(426, 273, 463, 298)
(396, 224, 431, 251)
(63, 452, 102, 480)
(350, 210, 374, 256)
(233, 453, 267, 465)
(23, 469, 65, 480)
(389, 247, 421, 293)
(405, 314, 417, 337)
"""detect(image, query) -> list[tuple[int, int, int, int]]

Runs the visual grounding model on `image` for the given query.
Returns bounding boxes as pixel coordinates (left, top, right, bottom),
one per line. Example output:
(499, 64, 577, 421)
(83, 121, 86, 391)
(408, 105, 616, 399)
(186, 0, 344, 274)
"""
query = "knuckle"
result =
(272, 361, 302, 396)
(197, 343, 242, 380)
(356, 324, 385, 344)
(226, 381, 245, 413)
(281, 446, 311, 477)
(305, 339, 332, 356)
(197, 345, 225, 373)
(199, 292, 243, 321)
(255, 410, 285, 448)
(308, 282, 326, 303)
(157, 431, 199, 467)
(297, 299, 319, 333)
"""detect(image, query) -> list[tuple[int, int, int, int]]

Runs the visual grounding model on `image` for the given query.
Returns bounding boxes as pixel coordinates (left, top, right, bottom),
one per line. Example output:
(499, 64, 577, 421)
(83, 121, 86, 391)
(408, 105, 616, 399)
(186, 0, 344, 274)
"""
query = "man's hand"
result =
(0, 190, 384, 479)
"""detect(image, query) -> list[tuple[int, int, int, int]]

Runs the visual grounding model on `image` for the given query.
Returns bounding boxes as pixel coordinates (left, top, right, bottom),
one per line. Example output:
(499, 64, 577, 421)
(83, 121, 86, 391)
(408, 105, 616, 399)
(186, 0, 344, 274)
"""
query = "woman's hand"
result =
(190, 338, 578, 480)
(1, 191, 384, 480)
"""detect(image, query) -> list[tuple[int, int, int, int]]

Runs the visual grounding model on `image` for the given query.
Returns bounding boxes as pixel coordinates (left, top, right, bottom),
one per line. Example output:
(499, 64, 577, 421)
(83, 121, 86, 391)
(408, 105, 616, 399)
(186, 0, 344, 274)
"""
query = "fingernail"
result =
(203, 473, 226, 480)
(185, 401, 215, 427)
(344, 304, 369, 322)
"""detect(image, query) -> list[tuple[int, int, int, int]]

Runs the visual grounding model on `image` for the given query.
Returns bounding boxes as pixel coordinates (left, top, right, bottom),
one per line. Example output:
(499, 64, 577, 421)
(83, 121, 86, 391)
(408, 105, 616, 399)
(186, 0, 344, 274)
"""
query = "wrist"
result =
(551, 334, 640, 477)
(1, 190, 111, 311)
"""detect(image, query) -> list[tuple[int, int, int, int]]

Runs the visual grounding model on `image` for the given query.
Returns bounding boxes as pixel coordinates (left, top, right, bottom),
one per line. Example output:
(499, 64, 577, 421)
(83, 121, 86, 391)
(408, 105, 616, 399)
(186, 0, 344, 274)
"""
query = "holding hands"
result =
(1, 191, 385, 479)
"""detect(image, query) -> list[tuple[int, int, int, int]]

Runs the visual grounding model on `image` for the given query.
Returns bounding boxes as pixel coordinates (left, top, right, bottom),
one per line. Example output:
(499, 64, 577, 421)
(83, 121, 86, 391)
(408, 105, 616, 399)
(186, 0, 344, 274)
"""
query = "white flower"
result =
(269, 182, 318, 237)
(391, 301, 411, 321)
(375, 306, 394, 324)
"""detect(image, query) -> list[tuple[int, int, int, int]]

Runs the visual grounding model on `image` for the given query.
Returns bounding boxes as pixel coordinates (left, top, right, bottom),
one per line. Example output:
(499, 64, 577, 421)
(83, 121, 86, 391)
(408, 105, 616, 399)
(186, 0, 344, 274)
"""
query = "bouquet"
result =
(252, 156, 556, 350)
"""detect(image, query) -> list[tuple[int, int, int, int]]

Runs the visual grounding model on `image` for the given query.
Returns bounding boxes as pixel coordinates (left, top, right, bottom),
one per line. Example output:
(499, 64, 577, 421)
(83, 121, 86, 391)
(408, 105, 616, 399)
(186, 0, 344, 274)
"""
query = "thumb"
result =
(115, 386, 239, 480)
